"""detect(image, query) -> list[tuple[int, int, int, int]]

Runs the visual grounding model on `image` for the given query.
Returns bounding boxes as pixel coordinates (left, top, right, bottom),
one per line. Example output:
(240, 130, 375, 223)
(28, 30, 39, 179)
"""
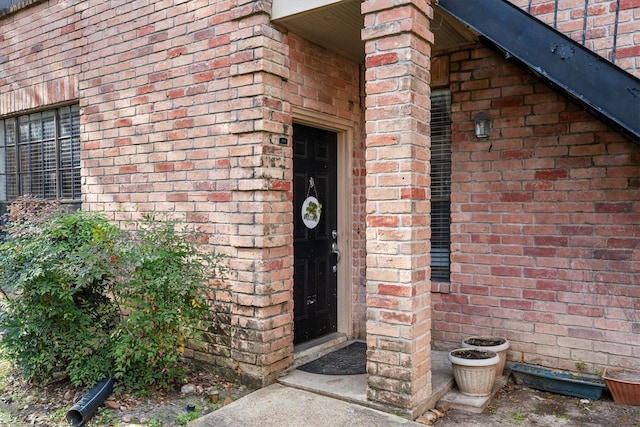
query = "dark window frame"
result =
(0, 105, 81, 217)
(0, 0, 45, 18)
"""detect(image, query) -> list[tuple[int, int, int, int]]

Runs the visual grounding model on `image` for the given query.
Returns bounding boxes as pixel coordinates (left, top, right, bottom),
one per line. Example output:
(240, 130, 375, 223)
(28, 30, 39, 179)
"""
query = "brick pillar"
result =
(225, 0, 293, 388)
(362, 0, 433, 418)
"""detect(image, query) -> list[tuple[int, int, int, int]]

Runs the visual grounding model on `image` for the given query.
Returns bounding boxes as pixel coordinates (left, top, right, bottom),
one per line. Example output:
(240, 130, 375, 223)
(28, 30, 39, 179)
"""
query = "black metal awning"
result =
(437, 0, 640, 145)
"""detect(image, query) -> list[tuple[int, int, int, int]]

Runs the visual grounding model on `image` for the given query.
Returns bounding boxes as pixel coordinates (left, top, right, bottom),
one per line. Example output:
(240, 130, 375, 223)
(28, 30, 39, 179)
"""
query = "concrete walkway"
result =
(188, 343, 502, 426)
(189, 383, 422, 427)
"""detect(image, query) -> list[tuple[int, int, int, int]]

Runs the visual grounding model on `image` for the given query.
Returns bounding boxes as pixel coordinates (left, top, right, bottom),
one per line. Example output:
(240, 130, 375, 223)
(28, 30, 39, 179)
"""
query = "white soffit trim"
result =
(271, 0, 343, 20)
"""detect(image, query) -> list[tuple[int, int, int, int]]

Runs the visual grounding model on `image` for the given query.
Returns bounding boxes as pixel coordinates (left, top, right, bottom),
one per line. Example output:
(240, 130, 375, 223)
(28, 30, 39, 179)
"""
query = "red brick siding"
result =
(0, 0, 365, 387)
(78, 0, 294, 387)
(432, 45, 640, 373)
(0, 0, 80, 112)
(3, 0, 637, 390)
(362, 0, 434, 414)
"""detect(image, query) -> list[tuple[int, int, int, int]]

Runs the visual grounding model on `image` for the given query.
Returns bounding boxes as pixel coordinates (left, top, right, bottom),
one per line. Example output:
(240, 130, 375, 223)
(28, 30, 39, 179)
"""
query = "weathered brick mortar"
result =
(2, 0, 638, 404)
(0, 0, 365, 389)
(362, 0, 434, 416)
(432, 44, 640, 373)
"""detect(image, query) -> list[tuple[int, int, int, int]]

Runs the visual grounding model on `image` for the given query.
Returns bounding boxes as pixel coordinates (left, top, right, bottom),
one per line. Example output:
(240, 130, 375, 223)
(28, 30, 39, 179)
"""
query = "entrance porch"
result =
(279, 336, 507, 416)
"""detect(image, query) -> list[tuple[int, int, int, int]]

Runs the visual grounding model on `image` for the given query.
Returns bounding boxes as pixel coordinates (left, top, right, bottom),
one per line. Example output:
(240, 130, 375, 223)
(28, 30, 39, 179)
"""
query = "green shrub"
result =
(0, 210, 121, 386)
(111, 214, 227, 392)
(0, 202, 227, 394)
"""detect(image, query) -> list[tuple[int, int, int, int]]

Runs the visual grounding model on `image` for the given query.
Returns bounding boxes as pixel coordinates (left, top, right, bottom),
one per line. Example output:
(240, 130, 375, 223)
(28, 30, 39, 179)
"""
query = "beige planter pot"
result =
(448, 348, 500, 397)
(462, 336, 510, 377)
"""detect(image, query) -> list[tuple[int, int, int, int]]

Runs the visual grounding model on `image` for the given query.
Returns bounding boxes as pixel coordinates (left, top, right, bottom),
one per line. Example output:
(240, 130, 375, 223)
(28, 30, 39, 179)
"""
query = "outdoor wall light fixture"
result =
(473, 112, 491, 138)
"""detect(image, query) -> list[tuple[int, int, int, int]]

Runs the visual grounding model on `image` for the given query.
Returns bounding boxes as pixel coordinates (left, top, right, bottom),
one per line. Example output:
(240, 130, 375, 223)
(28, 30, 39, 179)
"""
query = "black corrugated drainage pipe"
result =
(66, 377, 114, 426)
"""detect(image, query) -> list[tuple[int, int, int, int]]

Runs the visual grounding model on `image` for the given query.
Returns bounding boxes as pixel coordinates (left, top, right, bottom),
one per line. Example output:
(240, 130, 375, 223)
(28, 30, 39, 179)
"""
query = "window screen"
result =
(430, 90, 451, 281)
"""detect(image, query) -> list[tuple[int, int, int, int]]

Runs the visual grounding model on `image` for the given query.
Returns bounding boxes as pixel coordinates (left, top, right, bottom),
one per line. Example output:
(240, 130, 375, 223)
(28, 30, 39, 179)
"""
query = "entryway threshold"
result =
(292, 332, 349, 368)
(279, 344, 456, 416)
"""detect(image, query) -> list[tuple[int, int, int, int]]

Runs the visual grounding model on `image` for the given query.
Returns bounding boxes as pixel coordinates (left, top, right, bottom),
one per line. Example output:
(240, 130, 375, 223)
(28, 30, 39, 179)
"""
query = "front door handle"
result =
(331, 242, 341, 264)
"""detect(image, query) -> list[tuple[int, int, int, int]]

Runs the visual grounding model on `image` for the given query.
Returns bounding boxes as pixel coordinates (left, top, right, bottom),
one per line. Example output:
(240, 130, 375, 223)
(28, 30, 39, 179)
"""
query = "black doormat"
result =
(297, 342, 367, 375)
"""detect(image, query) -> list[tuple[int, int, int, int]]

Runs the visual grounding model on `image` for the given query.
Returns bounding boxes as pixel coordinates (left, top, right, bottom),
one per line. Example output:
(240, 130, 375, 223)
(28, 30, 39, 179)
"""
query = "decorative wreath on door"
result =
(302, 177, 322, 229)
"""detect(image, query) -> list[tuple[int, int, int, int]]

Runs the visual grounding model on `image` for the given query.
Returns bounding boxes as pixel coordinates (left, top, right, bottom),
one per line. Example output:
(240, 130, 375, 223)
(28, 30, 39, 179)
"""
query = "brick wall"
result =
(3, 0, 637, 398)
(0, 0, 366, 387)
(1, 0, 289, 387)
(432, 44, 640, 373)
(0, 0, 80, 113)
(79, 0, 294, 388)
(508, 0, 640, 77)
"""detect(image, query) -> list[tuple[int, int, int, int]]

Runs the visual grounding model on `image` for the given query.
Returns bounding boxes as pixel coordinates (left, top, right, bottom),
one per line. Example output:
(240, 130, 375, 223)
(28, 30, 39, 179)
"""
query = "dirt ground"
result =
(435, 379, 639, 427)
(1, 354, 639, 426)
(0, 357, 251, 427)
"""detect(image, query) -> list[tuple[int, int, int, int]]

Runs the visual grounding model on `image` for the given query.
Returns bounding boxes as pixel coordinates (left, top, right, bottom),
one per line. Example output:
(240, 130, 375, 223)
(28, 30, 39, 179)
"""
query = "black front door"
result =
(293, 124, 338, 345)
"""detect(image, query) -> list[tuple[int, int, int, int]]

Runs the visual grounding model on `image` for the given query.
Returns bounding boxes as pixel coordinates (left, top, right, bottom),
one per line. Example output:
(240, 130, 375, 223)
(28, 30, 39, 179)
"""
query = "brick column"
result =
(224, 1, 293, 388)
(362, 0, 433, 417)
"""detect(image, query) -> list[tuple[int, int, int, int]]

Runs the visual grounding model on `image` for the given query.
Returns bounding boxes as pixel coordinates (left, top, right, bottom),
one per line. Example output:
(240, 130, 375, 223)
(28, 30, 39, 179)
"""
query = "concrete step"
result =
(283, 345, 507, 417)
(437, 374, 509, 414)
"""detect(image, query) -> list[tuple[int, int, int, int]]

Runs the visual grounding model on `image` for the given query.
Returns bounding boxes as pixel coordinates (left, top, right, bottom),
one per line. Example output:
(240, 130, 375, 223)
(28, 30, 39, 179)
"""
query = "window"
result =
(0, 0, 44, 16)
(0, 0, 20, 10)
(0, 105, 81, 217)
(430, 90, 451, 282)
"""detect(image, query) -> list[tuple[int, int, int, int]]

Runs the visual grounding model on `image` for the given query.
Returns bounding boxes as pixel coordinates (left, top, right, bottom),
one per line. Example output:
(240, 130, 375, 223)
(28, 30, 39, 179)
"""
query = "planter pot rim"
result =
(511, 363, 605, 401)
(603, 367, 640, 385)
(603, 367, 640, 405)
(462, 336, 510, 352)
(448, 348, 500, 367)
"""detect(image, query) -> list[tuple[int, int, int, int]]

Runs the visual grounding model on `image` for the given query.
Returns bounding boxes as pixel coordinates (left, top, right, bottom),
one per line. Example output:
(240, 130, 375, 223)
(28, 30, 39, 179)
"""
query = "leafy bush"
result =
(111, 215, 227, 392)
(0, 210, 121, 386)
(0, 200, 227, 394)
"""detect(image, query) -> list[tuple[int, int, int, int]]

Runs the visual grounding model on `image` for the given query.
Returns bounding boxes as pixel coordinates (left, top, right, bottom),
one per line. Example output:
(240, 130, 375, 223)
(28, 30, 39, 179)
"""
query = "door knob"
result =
(331, 242, 341, 263)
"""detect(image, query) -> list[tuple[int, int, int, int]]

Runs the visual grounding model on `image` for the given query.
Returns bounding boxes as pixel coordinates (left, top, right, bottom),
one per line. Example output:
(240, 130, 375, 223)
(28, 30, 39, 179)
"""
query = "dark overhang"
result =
(438, 0, 640, 145)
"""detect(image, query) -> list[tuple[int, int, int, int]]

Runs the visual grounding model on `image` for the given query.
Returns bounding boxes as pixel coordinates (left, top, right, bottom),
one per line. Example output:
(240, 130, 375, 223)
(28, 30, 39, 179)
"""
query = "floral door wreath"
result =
(301, 177, 322, 229)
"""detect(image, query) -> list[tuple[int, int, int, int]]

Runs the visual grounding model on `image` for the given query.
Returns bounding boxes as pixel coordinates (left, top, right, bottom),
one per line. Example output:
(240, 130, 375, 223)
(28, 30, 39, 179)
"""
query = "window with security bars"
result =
(430, 90, 451, 282)
(0, 0, 41, 14)
(0, 105, 81, 218)
(0, 0, 22, 10)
